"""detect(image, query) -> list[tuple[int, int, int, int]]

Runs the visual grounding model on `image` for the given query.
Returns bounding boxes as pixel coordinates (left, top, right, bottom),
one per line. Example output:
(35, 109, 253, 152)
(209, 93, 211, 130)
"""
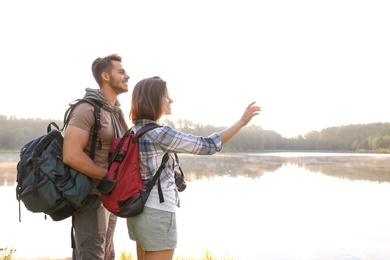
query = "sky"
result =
(0, 0, 389, 138)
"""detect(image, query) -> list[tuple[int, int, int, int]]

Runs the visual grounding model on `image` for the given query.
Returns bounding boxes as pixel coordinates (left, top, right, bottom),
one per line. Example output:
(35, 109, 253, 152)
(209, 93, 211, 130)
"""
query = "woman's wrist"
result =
(236, 120, 246, 128)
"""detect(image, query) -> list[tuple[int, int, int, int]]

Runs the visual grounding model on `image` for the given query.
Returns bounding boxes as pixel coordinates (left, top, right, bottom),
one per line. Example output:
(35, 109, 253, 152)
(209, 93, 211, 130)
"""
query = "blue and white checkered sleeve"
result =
(156, 126, 222, 155)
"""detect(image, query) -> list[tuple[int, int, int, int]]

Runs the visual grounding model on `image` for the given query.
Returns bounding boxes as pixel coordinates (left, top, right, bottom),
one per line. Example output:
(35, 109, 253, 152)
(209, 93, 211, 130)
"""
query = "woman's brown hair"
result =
(130, 76, 167, 122)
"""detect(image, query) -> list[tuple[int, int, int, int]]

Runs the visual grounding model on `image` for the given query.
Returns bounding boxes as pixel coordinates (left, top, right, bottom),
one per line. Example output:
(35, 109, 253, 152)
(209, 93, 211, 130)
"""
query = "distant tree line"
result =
(1, 115, 389, 153)
(162, 118, 390, 153)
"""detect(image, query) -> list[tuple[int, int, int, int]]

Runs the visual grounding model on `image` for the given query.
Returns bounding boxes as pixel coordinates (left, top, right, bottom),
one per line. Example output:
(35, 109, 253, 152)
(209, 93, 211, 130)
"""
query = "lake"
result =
(1, 152, 390, 260)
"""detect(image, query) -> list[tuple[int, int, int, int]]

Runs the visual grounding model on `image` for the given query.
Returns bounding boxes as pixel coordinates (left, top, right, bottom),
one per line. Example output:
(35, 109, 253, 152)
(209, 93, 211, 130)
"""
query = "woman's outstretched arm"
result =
(218, 101, 261, 144)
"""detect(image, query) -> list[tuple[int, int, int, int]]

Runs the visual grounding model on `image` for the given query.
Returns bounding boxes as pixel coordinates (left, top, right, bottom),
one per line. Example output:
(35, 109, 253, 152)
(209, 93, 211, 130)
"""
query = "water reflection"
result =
(1, 152, 390, 259)
(0, 153, 19, 186)
(177, 153, 390, 183)
(2, 153, 390, 186)
(262, 153, 390, 183)
(177, 153, 281, 180)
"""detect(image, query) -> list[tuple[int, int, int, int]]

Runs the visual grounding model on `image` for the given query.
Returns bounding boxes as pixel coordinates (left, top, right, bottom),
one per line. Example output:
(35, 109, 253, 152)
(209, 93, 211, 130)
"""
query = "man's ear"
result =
(101, 71, 110, 82)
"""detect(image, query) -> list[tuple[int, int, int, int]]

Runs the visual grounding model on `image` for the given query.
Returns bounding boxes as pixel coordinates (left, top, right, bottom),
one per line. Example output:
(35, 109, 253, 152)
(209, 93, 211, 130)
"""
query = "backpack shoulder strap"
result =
(132, 122, 161, 144)
(65, 98, 103, 249)
(62, 98, 102, 130)
(81, 99, 102, 159)
(137, 122, 167, 203)
(145, 153, 170, 203)
(62, 98, 103, 159)
(108, 123, 161, 165)
(136, 122, 161, 138)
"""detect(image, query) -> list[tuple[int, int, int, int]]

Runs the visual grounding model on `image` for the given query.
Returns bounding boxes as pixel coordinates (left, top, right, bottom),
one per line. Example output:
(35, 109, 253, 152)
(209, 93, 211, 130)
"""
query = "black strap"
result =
(108, 129, 133, 166)
(108, 122, 161, 166)
(65, 98, 102, 250)
(136, 123, 167, 202)
(62, 98, 102, 159)
(62, 98, 102, 130)
(88, 100, 102, 159)
(135, 122, 160, 138)
(173, 153, 184, 177)
(47, 122, 60, 133)
(145, 153, 170, 203)
(107, 122, 166, 197)
(135, 122, 168, 203)
(71, 214, 76, 249)
(108, 122, 167, 204)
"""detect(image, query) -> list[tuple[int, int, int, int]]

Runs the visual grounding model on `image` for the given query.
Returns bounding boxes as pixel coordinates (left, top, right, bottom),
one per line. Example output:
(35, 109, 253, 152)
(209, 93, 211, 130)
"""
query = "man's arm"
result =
(63, 125, 106, 180)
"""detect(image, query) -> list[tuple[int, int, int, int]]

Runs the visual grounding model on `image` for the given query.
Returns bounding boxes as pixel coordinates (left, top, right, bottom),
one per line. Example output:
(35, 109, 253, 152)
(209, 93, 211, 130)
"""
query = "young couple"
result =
(63, 54, 261, 260)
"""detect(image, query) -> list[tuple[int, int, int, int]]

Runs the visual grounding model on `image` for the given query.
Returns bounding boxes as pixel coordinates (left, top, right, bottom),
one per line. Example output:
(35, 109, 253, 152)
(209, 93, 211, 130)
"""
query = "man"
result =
(63, 54, 130, 260)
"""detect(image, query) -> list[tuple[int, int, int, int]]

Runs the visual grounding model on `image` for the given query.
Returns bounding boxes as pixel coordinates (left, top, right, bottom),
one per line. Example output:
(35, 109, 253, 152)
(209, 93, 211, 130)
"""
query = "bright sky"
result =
(1, 1, 389, 138)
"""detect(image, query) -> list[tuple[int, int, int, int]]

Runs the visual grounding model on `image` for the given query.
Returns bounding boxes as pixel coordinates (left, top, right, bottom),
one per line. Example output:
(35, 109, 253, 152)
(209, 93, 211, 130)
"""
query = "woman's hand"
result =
(238, 101, 261, 126)
(218, 101, 261, 144)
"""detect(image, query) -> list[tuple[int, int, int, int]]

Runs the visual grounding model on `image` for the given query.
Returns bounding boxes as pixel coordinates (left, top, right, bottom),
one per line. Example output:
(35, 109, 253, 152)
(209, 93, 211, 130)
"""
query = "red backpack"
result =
(98, 123, 169, 218)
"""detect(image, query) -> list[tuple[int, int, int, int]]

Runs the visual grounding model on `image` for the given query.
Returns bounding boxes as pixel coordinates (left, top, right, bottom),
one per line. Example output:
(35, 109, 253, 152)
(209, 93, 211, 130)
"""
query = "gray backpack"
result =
(16, 98, 101, 221)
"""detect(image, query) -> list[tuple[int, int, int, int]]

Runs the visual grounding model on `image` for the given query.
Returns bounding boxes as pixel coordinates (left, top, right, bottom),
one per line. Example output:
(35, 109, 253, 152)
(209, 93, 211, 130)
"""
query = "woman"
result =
(127, 76, 261, 260)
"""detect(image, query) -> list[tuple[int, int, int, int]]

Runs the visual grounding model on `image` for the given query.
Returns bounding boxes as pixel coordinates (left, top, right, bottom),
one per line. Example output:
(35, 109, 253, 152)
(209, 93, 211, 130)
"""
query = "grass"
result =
(0, 248, 16, 260)
(119, 248, 237, 260)
(1, 247, 236, 260)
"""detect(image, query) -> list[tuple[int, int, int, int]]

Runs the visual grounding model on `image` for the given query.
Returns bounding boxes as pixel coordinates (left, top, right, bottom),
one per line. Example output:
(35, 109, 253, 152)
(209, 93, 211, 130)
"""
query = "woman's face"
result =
(161, 89, 173, 116)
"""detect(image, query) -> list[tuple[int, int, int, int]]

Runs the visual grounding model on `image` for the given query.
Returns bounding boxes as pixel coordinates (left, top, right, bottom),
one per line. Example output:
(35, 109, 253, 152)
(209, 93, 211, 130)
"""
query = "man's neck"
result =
(99, 88, 117, 105)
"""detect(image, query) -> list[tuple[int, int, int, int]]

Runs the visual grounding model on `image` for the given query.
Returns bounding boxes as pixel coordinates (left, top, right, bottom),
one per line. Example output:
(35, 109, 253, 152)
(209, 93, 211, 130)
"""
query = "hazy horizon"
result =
(2, 112, 389, 139)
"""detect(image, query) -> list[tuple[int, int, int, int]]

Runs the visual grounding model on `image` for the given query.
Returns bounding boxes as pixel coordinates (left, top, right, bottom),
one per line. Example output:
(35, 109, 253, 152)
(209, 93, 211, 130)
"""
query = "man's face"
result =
(109, 60, 130, 94)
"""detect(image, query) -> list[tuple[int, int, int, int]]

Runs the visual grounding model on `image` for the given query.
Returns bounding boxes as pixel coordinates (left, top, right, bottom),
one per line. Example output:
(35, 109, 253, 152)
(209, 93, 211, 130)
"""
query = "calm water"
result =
(1, 152, 390, 260)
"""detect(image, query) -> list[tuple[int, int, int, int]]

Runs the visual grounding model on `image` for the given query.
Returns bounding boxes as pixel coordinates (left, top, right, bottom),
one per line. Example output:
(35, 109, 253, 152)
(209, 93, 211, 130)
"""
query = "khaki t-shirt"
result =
(67, 102, 115, 185)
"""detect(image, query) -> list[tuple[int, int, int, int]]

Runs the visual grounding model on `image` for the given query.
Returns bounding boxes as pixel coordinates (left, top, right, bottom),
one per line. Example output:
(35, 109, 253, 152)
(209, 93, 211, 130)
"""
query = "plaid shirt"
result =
(134, 119, 222, 211)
